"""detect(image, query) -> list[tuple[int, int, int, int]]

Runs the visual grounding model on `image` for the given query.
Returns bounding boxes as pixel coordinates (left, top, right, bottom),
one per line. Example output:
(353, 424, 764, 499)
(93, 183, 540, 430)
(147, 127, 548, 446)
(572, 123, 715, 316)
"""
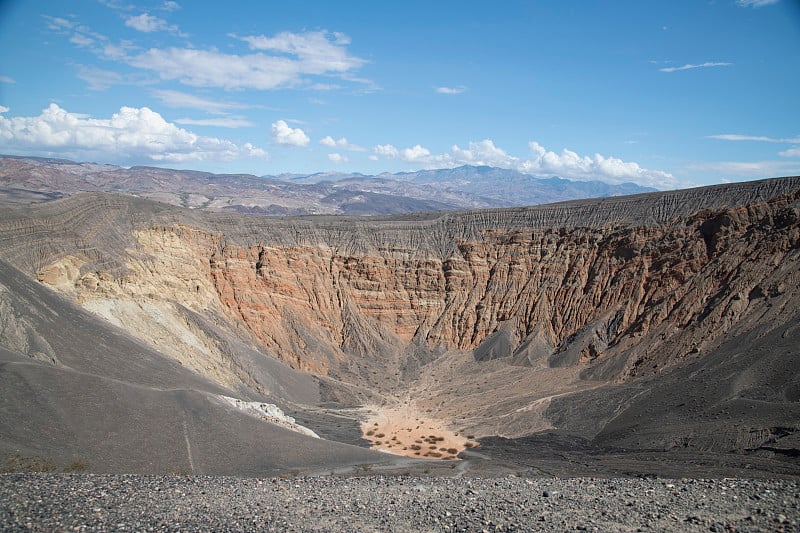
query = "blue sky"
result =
(0, 0, 798, 189)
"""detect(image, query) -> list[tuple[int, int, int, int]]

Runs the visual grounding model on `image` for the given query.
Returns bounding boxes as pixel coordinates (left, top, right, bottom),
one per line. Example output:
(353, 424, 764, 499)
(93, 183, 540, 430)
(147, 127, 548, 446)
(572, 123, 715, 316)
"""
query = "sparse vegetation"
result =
(63, 461, 89, 473)
(1, 452, 57, 473)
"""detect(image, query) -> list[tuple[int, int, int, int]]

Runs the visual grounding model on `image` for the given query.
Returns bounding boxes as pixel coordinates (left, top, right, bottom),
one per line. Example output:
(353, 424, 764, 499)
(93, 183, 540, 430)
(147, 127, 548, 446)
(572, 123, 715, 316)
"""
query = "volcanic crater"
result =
(1, 175, 799, 477)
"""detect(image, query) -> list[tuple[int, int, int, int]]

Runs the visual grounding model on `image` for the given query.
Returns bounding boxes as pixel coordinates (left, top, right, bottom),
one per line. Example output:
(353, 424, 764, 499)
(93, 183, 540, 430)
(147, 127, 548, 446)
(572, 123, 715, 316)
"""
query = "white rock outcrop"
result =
(217, 395, 319, 439)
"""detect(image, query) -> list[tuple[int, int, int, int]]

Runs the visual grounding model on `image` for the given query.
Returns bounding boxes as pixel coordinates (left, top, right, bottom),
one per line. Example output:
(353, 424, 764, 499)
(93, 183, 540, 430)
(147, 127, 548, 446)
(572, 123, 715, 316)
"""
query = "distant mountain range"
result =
(0, 155, 655, 215)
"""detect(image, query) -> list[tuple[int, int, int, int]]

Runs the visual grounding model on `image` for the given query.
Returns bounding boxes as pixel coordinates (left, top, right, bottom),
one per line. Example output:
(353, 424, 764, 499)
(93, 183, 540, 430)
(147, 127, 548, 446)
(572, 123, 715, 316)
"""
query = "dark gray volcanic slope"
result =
(0, 259, 390, 475)
(475, 319, 800, 479)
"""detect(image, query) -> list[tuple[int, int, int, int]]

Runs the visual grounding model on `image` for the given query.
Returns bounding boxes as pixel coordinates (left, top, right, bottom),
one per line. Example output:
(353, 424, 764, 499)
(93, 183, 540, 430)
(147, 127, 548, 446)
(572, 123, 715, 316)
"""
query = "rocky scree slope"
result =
(0, 176, 799, 473)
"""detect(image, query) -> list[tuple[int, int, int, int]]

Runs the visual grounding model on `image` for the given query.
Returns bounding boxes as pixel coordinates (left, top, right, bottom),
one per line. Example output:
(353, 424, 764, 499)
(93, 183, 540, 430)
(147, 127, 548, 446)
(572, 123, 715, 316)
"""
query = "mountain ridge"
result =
(0, 155, 655, 216)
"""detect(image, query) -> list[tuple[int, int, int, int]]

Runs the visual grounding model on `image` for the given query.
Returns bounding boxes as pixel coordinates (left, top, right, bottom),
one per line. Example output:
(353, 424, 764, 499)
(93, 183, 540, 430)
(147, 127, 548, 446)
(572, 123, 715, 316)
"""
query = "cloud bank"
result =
(0, 104, 266, 163)
(370, 139, 676, 188)
(126, 31, 366, 91)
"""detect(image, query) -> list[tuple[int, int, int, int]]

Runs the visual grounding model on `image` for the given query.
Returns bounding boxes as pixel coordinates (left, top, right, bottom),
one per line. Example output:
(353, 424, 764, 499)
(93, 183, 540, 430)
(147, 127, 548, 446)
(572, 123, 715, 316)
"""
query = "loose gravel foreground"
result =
(1, 474, 799, 532)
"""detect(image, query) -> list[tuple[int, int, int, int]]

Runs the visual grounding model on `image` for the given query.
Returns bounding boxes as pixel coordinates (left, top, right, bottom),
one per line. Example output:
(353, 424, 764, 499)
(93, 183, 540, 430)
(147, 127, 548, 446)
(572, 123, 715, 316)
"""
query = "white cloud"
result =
(660, 62, 732, 73)
(374, 140, 514, 168)
(319, 135, 366, 151)
(43, 16, 74, 31)
(102, 41, 136, 60)
(521, 142, 675, 186)
(0, 76, 15, 84)
(708, 133, 800, 143)
(50, 18, 364, 92)
(736, 0, 779, 6)
(174, 117, 254, 128)
(97, 0, 135, 10)
(401, 144, 432, 162)
(45, 16, 111, 51)
(370, 138, 676, 188)
(435, 86, 467, 94)
(161, 1, 181, 11)
(450, 139, 511, 166)
(235, 31, 363, 74)
(124, 13, 162, 32)
(124, 13, 183, 35)
(708, 133, 800, 159)
(320, 136, 337, 147)
(0, 104, 266, 162)
(125, 13, 166, 32)
(139, 30, 367, 91)
(129, 48, 297, 90)
(70, 33, 94, 47)
(271, 120, 310, 147)
(374, 144, 399, 158)
(76, 65, 124, 90)
(151, 89, 256, 115)
(327, 153, 348, 163)
(0, 106, 9, 113)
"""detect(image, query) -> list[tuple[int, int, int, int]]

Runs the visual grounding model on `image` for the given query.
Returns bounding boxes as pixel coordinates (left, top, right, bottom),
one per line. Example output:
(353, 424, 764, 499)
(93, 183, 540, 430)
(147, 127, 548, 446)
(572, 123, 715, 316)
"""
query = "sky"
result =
(0, 0, 798, 190)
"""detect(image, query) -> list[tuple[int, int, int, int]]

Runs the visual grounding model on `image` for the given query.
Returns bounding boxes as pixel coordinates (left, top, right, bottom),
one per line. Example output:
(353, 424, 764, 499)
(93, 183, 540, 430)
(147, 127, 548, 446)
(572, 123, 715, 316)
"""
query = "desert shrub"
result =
(63, 461, 89, 473)
(1, 452, 56, 473)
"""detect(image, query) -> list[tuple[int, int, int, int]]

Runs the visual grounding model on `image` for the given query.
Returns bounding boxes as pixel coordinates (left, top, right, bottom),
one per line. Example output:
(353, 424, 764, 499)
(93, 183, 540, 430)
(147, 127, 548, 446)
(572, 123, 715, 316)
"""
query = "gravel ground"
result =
(1, 474, 798, 532)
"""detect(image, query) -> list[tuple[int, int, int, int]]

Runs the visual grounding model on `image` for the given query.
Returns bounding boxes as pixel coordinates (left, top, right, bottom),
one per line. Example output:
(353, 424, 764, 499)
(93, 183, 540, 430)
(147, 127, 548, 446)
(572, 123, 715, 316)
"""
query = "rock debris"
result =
(2, 474, 798, 532)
